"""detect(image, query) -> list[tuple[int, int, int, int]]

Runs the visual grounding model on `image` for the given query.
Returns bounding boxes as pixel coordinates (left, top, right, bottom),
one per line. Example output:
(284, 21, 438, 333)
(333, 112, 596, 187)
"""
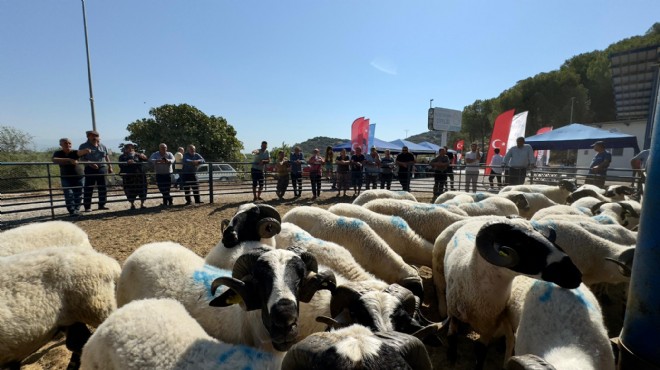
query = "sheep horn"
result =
(617, 202, 639, 219)
(476, 222, 521, 268)
(605, 247, 635, 277)
(209, 276, 260, 310)
(257, 217, 281, 239)
(315, 315, 342, 329)
(256, 204, 282, 223)
(231, 248, 269, 279)
(299, 269, 336, 303)
(505, 354, 557, 370)
(411, 317, 449, 341)
(330, 285, 363, 318)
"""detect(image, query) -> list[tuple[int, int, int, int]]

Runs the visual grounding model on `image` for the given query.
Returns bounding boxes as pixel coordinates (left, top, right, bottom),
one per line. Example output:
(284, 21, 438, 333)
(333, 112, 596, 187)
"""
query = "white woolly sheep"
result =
(505, 276, 615, 370)
(434, 191, 497, 205)
(566, 185, 635, 204)
(529, 204, 593, 221)
(530, 218, 636, 285)
(590, 200, 641, 230)
(205, 203, 281, 269)
(443, 218, 582, 369)
(117, 242, 335, 352)
(569, 195, 607, 209)
(282, 323, 433, 370)
(362, 198, 469, 243)
(455, 196, 520, 217)
(497, 191, 559, 219)
(499, 180, 576, 204)
(0, 221, 92, 256)
(80, 298, 282, 370)
(327, 203, 434, 266)
(0, 247, 120, 368)
(282, 206, 423, 298)
(352, 189, 417, 206)
(275, 222, 375, 281)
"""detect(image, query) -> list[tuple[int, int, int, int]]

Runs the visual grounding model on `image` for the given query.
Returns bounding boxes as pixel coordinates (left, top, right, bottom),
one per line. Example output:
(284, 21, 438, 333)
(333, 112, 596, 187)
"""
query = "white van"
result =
(175, 163, 238, 182)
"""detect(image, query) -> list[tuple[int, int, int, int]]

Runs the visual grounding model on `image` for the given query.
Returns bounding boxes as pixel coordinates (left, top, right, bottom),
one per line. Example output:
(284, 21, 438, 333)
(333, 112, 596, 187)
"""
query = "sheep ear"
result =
(605, 247, 635, 277)
(315, 315, 342, 330)
(512, 194, 530, 210)
(209, 277, 260, 310)
(476, 222, 521, 268)
(299, 270, 336, 303)
(618, 202, 639, 218)
(220, 219, 230, 232)
(590, 201, 608, 215)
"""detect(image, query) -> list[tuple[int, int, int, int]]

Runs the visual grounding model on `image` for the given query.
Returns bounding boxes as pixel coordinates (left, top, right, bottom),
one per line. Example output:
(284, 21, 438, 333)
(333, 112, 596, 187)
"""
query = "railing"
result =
(0, 161, 641, 227)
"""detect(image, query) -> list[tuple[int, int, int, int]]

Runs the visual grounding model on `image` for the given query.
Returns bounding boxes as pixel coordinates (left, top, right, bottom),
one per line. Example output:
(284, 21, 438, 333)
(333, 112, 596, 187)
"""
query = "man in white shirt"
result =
(503, 137, 535, 185)
(464, 143, 481, 192)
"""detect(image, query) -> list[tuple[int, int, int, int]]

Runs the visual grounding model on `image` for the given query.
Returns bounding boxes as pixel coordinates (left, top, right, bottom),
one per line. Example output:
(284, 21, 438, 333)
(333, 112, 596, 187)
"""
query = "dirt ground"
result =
(13, 190, 624, 370)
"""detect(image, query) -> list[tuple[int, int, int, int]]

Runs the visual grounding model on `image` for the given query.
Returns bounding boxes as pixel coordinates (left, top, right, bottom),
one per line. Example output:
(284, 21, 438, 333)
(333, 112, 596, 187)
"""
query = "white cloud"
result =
(370, 58, 397, 75)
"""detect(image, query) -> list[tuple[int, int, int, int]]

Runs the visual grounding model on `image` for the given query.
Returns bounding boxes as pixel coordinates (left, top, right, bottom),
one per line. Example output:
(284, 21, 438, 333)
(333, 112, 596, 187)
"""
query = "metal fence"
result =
(0, 161, 641, 227)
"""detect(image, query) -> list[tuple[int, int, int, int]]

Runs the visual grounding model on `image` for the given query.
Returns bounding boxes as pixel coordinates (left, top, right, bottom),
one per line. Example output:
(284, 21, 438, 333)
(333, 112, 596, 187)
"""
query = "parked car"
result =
(174, 163, 238, 182)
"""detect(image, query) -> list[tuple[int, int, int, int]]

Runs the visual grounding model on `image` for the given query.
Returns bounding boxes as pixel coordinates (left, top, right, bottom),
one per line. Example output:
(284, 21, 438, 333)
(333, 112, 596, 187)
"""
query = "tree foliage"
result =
(0, 125, 34, 153)
(125, 104, 243, 162)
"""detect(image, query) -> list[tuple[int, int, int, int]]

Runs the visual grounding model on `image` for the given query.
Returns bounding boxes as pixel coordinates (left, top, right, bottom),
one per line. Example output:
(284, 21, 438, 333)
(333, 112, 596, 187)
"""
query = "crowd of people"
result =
(52, 132, 649, 215)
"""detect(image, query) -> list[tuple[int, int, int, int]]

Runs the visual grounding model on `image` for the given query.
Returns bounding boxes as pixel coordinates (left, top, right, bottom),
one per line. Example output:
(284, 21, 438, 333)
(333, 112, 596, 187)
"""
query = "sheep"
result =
(80, 298, 283, 370)
(529, 204, 593, 221)
(569, 195, 606, 209)
(565, 185, 633, 203)
(362, 198, 469, 243)
(497, 191, 559, 219)
(443, 218, 582, 370)
(0, 221, 92, 256)
(205, 203, 281, 269)
(275, 222, 375, 281)
(603, 184, 634, 200)
(499, 179, 576, 204)
(116, 242, 336, 352)
(505, 276, 615, 370)
(530, 218, 635, 285)
(327, 203, 434, 266)
(274, 223, 442, 343)
(281, 324, 433, 370)
(434, 191, 497, 205)
(590, 200, 641, 230)
(0, 247, 120, 368)
(282, 206, 423, 299)
(455, 196, 520, 217)
(352, 189, 417, 206)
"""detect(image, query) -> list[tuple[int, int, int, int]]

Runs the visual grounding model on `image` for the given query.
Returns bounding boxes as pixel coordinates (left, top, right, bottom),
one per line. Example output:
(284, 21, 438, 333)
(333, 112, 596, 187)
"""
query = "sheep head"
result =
(476, 220, 582, 289)
(221, 203, 282, 248)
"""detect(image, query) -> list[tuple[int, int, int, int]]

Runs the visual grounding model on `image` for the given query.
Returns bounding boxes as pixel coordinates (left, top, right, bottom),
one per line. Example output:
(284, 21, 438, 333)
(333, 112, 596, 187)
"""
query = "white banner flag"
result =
(507, 111, 528, 150)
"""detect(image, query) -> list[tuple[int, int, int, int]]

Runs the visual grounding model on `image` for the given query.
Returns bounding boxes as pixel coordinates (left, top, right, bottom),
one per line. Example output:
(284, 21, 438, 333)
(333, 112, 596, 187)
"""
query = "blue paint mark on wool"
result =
(295, 232, 326, 245)
(572, 287, 595, 311)
(412, 203, 436, 211)
(193, 265, 231, 299)
(337, 217, 364, 229)
(215, 344, 273, 367)
(390, 216, 408, 230)
(532, 280, 554, 303)
(592, 215, 615, 224)
(474, 193, 488, 201)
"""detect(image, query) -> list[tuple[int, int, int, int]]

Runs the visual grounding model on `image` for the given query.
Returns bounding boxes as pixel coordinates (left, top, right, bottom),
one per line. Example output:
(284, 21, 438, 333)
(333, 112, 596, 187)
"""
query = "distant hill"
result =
(405, 131, 446, 145)
(293, 136, 347, 155)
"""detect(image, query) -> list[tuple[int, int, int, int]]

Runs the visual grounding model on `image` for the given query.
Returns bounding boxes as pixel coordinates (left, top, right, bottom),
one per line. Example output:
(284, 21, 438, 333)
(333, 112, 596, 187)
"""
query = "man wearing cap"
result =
(52, 138, 92, 217)
(586, 141, 611, 188)
(502, 137, 535, 185)
(78, 130, 113, 211)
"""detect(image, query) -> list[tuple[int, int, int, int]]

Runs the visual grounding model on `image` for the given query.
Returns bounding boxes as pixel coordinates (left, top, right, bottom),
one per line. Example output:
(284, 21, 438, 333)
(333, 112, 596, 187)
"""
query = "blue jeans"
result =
(61, 175, 83, 214)
(83, 167, 108, 210)
(290, 172, 303, 196)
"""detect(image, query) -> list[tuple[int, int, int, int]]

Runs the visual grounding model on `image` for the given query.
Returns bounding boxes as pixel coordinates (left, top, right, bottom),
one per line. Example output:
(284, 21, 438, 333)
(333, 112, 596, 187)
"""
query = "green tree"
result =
(0, 125, 34, 153)
(125, 104, 243, 162)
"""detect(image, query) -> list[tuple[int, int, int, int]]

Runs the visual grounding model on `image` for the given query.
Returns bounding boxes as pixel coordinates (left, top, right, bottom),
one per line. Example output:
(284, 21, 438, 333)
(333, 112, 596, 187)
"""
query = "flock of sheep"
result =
(0, 180, 640, 370)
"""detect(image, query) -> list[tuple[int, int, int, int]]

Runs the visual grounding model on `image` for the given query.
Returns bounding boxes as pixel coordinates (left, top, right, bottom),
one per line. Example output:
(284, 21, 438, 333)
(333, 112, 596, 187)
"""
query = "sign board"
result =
(428, 107, 462, 132)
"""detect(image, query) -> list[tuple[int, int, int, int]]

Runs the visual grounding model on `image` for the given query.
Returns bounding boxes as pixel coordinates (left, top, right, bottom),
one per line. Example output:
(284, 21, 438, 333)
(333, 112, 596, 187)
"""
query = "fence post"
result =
(47, 164, 55, 220)
(208, 164, 214, 204)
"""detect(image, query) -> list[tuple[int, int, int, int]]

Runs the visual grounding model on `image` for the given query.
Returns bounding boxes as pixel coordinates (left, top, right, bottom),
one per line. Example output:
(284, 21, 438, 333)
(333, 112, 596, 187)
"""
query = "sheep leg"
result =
(473, 340, 488, 370)
(446, 317, 460, 364)
(65, 322, 91, 370)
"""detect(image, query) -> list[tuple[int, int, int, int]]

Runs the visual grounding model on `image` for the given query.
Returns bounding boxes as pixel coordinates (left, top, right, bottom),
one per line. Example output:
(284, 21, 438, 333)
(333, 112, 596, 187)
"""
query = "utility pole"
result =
(430, 99, 433, 109)
(81, 0, 97, 131)
(569, 97, 576, 123)
(404, 129, 409, 138)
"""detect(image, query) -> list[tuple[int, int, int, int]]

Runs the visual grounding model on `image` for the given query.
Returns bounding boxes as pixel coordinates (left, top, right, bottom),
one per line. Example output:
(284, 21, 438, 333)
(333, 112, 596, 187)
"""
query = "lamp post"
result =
(81, 0, 97, 131)
(430, 99, 433, 109)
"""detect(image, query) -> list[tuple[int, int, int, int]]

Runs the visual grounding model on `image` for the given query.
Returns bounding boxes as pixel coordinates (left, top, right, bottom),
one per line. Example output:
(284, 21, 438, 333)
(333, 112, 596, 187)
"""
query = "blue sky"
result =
(1, 0, 658, 154)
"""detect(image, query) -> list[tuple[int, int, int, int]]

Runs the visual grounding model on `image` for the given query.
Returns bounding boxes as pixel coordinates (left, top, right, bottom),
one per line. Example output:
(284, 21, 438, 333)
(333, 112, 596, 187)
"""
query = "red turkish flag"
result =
(485, 109, 516, 175)
(454, 139, 464, 151)
(351, 117, 369, 153)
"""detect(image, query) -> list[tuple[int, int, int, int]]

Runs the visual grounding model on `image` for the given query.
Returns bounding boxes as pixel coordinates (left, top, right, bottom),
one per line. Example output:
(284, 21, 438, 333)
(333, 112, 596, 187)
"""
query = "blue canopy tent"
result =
(524, 123, 640, 152)
(388, 139, 437, 155)
(332, 137, 402, 152)
(417, 141, 457, 154)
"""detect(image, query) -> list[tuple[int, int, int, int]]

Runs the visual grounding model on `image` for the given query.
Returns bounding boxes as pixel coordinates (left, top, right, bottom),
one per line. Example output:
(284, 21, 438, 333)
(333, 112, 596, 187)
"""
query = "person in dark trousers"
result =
(149, 143, 175, 206)
(585, 141, 611, 188)
(396, 146, 415, 191)
(78, 130, 113, 211)
(430, 148, 449, 198)
(443, 146, 456, 191)
(181, 144, 205, 205)
(379, 149, 395, 189)
(502, 137, 535, 185)
(52, 138, 91, 217)
(118, 143, 148, 210)
(289, 146, 304, 197)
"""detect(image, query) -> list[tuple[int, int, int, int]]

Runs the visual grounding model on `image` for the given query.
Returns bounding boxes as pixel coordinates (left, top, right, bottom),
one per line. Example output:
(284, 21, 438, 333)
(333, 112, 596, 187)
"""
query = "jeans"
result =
(156, 173, 173, 204)
(433, 172, 447, 196)
(61, 175, 83, 214)
(291, 172, 303, 196)
(310, 173, 322, 197)
(507, 168, 527, 185)
(83, 167, 108, 210)
(364, 174, 378, 190)
(181, 173, 201, 203)
(380, 173, 393, 189)
(398, 172, 412, 191)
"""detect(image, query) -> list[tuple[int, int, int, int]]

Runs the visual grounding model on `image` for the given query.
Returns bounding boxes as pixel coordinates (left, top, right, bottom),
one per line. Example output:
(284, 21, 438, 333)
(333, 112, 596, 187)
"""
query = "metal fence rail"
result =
(0, 161, 641, 227)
